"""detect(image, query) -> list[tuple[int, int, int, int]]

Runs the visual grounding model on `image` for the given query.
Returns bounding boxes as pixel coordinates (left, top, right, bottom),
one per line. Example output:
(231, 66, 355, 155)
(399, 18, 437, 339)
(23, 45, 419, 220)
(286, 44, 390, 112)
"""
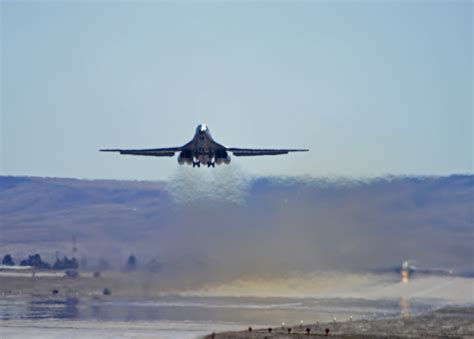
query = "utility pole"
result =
(72, 236, 77, 258)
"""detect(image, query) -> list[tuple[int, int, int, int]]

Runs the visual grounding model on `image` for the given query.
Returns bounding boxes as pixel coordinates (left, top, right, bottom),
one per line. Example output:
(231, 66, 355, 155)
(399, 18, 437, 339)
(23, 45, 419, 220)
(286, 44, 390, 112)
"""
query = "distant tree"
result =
(126, 255, 137, 271)
(53, 258, 62, 269)
(69, 257, 78, 269)
(53, 256, 78, 270)
(2, 254, 15, 266)
(20, 254, 51, 269)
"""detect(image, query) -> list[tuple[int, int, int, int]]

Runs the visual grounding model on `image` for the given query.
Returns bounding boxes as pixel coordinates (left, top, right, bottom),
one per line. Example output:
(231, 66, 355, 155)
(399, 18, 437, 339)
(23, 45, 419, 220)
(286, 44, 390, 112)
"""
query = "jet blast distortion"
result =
(402, 260, 411, 283)
(101, 124, 308, 168)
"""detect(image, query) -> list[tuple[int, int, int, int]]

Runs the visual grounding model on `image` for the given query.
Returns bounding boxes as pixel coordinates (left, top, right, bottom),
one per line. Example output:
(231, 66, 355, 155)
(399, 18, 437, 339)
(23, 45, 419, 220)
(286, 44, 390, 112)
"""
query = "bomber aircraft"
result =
(101, 124, 308, 167)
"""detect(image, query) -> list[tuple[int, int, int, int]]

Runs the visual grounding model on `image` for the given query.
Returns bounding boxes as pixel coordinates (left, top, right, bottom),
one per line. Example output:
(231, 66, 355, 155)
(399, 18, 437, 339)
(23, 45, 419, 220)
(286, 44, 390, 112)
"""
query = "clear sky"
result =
(1, 1, 472, 181)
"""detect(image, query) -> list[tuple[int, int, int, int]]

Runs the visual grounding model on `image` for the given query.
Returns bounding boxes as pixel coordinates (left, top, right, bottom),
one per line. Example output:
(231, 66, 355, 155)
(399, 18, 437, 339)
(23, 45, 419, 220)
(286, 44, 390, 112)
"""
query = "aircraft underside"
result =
(177, 150, 231, 168)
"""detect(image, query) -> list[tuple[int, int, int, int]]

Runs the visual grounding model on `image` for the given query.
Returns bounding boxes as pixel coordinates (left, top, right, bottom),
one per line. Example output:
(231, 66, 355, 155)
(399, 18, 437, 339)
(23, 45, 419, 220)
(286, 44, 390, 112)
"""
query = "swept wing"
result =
(227, 148, 308, 156)
(100, 147, 181, 157)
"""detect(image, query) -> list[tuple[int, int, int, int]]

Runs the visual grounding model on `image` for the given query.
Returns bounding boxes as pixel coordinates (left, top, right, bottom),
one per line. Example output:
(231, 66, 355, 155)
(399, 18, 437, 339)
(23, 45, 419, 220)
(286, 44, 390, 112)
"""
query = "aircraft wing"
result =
(100, 147, 181, 157)
(227, 148, 308, 156)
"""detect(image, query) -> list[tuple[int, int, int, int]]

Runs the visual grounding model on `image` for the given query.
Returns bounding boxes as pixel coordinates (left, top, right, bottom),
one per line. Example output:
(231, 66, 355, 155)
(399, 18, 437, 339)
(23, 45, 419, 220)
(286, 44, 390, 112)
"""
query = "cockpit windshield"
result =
(195, 124, 208, 134)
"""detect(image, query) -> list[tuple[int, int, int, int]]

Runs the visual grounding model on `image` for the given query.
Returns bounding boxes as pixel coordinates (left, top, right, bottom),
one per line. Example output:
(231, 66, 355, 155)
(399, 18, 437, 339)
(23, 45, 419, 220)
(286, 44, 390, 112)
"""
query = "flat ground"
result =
(0, 270, 173, 298)
(1, 272, 473, 338)
(205, 307, 474, 338)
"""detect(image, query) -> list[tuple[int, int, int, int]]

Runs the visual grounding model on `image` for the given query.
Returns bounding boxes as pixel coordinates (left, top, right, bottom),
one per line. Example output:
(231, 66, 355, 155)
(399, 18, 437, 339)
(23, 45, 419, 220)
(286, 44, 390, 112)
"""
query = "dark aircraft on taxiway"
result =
(101, 124, 308, 167)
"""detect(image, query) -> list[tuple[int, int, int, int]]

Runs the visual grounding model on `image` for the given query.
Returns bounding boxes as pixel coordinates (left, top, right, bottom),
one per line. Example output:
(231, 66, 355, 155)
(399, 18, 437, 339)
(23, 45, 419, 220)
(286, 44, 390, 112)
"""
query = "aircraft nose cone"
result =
(195, 124, 208, 135)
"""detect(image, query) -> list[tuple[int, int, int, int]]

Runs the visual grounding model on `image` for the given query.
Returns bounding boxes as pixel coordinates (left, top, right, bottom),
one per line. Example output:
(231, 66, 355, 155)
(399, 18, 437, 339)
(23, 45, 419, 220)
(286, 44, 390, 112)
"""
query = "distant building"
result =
(0, 264, 32, 271)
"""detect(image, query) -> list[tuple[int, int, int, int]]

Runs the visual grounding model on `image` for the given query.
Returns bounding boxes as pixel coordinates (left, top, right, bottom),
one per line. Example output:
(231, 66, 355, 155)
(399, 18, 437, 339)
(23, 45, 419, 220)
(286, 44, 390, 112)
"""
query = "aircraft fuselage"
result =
(178, 125, 230, 167)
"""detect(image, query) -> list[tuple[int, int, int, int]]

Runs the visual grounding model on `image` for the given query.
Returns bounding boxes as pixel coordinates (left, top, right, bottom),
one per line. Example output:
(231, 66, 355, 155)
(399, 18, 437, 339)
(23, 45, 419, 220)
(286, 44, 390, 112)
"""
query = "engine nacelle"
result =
(215, 150, 231, 165)
(215, 156, 231, 165)
(178, 151, 193, 165)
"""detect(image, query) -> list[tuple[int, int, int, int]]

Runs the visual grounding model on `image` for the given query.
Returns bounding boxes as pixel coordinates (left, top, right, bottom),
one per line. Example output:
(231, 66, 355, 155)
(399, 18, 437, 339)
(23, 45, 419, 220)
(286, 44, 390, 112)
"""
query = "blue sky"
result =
(1, 1, 472, 180)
